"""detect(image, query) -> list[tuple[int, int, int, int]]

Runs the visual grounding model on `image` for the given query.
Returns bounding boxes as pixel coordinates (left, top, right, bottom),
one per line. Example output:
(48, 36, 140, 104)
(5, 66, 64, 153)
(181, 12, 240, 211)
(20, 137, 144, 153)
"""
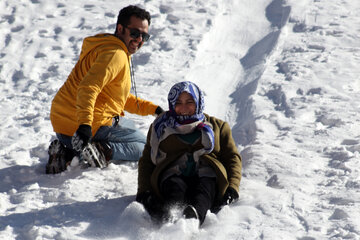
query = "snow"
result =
(1, 0, 360, 239)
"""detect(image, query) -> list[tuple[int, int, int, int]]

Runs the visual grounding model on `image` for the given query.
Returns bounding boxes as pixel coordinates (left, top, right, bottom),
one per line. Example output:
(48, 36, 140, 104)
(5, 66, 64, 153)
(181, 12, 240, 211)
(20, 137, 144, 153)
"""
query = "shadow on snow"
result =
(231, 0, 290, 149)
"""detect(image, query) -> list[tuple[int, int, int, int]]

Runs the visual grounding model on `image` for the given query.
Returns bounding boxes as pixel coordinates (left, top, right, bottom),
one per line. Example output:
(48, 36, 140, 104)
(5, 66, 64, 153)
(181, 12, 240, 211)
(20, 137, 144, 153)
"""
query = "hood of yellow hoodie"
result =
(79, 33, 129, 60)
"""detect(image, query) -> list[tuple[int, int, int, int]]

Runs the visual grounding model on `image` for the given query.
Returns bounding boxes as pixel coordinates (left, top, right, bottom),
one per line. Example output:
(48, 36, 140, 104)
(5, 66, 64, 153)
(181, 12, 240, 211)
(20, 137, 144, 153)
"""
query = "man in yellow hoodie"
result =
(46, 5, 163, 174)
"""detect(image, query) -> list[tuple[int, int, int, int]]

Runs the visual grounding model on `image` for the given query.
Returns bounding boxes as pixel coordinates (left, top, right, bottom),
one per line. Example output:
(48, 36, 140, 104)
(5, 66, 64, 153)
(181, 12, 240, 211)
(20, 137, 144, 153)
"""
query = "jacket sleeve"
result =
(137, 126, 156, 194)
(76, 50, 124, 126)
(124, 93, 158, 116)
(219, 121, 242, 192)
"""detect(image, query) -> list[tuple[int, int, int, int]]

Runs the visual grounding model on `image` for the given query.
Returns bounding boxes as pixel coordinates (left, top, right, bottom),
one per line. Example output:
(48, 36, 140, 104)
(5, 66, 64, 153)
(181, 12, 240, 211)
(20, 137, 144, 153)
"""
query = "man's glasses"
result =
(126, 27, 150, 42)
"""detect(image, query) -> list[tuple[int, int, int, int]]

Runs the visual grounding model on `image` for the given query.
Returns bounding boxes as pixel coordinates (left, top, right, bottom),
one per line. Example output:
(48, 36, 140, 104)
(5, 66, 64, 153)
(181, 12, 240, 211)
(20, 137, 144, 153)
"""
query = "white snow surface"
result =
(1, 0, 360, 239)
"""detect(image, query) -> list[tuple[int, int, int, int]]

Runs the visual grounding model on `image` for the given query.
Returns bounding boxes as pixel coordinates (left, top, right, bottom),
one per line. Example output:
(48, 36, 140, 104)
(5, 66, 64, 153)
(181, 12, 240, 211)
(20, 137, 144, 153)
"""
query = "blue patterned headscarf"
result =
(153, 82, 214, 153)
(168, 81, 205, 123)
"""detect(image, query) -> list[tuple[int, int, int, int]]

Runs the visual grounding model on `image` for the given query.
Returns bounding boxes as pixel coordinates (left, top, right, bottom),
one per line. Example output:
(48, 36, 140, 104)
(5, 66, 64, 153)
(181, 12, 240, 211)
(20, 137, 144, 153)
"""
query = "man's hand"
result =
(155, 106, 164, 116)
(72, 124, 92, 151)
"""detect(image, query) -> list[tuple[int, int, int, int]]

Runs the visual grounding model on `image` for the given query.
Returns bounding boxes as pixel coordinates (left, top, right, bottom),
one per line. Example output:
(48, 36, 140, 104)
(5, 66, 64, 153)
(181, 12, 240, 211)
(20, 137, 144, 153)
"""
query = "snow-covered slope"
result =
(0, 0, 359, 239)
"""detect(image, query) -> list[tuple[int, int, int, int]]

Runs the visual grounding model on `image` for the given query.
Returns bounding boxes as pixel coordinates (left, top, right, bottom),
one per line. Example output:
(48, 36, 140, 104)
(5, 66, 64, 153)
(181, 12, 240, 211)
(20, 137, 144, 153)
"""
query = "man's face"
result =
(116, 15, 149, 55)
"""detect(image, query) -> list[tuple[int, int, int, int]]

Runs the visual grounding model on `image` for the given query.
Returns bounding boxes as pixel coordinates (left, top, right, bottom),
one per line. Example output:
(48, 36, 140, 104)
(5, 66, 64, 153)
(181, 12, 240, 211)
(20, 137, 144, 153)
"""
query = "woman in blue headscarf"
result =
(136, 81, 242, 225)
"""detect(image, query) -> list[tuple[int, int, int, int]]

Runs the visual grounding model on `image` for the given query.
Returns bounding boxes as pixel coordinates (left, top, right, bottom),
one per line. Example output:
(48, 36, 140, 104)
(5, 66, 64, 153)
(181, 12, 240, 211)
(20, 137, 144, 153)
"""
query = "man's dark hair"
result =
(116, 5, 151, 30)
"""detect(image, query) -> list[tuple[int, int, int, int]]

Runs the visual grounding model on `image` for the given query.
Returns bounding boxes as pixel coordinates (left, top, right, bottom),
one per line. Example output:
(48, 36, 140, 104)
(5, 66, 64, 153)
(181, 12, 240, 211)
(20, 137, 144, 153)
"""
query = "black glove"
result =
(155, 106, 164, 115)
(72, 124, 92, 151)
(136, 191, 165, 221)
(136, 191, 153, 204)
(222, 187, 239, 205)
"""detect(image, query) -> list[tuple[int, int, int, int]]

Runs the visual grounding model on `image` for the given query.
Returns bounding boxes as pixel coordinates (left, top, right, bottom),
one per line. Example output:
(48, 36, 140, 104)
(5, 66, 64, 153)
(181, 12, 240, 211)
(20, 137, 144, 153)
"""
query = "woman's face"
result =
(174, 92, 196, 116)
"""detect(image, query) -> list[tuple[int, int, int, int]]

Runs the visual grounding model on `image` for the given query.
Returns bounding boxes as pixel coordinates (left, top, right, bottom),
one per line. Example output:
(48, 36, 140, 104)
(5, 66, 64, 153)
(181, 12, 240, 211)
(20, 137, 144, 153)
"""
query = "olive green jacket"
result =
(137, 114, 242, 202)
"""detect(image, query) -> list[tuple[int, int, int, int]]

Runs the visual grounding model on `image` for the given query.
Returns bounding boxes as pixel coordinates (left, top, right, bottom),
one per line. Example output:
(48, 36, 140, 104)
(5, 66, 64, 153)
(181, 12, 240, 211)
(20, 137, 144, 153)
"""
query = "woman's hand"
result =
(222, 187, 239, 205)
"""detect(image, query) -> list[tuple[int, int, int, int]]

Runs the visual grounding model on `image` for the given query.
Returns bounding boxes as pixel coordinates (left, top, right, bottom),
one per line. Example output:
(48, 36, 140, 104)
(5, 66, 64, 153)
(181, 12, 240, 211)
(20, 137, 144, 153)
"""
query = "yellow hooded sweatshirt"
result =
(50, 33, 158, 136)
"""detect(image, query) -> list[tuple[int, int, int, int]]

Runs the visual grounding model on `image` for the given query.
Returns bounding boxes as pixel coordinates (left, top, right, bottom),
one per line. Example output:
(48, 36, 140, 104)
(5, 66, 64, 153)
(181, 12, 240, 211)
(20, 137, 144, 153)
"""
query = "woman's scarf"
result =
(150, 81, 215, 165)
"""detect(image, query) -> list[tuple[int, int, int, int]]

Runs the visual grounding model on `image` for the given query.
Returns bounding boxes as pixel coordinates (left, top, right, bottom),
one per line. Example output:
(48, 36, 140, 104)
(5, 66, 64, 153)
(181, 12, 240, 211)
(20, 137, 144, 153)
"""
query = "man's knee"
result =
(110, 141, 144, 161)
(131, 142, 145, 159)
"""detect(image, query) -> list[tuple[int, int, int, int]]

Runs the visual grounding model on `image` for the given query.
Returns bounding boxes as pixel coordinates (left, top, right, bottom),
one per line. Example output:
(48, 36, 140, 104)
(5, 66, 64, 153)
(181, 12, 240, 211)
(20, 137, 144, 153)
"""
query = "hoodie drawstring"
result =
(130, 58, 140, 110)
